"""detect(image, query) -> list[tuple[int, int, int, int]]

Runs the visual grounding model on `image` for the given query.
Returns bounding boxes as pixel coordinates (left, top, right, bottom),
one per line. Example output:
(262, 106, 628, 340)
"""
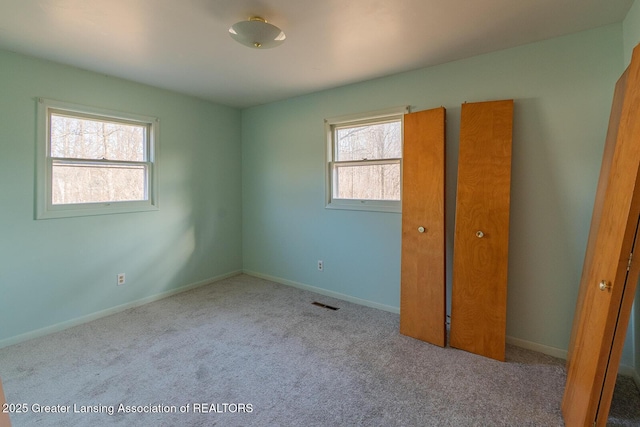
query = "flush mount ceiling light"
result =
(229, 16, 286, 49)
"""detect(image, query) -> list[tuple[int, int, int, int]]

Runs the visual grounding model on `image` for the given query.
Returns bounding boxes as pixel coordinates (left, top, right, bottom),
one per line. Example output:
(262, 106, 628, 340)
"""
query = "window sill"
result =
(36, 201, 158, 220)
(325, 199, 401, 213)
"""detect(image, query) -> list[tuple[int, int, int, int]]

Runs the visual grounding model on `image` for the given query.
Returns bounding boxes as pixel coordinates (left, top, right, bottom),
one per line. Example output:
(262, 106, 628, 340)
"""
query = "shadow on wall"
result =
(507, 97, 597, 349)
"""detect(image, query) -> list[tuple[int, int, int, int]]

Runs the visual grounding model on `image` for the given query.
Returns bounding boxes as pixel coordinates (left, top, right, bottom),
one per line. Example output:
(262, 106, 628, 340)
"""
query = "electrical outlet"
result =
(317, 260, 323, 271)
(117, 273, 126, 286)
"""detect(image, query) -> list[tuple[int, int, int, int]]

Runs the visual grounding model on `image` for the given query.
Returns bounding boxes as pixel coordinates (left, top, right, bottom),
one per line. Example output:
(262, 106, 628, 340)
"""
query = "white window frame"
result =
(325, 106, 408, 213)
(36, 98, 159, 219)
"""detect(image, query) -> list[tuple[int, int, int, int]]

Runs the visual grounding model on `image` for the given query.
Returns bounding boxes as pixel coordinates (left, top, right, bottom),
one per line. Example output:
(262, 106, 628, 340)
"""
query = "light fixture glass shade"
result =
(229, 17, 286, 49)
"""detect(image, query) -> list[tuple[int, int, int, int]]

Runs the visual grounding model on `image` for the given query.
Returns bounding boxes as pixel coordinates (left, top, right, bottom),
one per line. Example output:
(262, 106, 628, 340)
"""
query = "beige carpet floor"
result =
(0, 274, 639, 426)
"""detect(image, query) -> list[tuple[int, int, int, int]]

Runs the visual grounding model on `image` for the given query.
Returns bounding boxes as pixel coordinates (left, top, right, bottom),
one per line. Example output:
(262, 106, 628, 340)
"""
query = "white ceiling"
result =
(0, 0, 633, 108)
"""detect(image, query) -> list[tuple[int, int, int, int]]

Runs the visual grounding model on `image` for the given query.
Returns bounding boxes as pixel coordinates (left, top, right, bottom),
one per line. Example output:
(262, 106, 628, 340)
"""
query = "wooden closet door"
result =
(450, 100, 514, 361)
(400, 107, 446, 347)
(0, 378, 10, 427)
(562, 43, 640, 427)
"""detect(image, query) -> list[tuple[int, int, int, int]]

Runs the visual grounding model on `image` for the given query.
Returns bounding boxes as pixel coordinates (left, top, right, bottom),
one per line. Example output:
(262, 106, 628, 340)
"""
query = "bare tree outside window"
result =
(49, 114, 149, 205)
(333, 120, 402, 201)
(36, 99, 158, 219)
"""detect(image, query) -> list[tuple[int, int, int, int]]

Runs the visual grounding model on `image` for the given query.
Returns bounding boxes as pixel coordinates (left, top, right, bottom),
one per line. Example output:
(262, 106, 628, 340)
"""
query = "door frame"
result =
(562, 43, 640, 426)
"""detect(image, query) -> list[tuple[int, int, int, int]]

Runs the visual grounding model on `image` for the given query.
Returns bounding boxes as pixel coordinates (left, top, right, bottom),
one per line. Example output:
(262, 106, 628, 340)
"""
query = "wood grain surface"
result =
(400, 107, 446, 347)
(450, 99, 513, 362)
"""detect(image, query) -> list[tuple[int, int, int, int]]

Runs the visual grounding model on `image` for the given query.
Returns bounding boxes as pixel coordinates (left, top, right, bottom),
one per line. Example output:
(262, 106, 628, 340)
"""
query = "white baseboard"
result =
(243, 270, 400, 314)
(618, 364, 637, 378)
(505, 336, 568, 360)
(505, 336, 640, 383)
(244, 271, 640, 380)
(245, 271, 640, 384)
(5, 269, 639, 386)
(0, 270, 242, 349)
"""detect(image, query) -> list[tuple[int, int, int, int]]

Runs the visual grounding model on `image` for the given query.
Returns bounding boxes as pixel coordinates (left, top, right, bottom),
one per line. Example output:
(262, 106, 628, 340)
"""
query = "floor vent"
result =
(312, 301, 339, 311)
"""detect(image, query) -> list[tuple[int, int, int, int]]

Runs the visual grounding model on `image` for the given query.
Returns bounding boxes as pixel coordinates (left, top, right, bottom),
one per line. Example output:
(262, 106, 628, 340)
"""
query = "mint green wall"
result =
(623, 0, 640, 380)
(624, 0, 640, 65)
(242, 25, 624, 354)
(0, 18, 635, 371)
(0, 50, 242, 345)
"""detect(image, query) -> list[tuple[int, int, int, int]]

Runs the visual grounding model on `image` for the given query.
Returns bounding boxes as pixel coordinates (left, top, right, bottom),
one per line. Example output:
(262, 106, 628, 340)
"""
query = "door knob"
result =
(475, 230, 484, 238)
(599, 280, 611, 291)
(418, 226, 425, 233)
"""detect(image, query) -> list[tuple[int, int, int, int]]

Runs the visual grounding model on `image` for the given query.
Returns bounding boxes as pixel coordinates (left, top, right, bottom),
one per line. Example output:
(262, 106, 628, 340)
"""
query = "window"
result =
(325, 107, 408, 212)
(36, 98, 158, 219)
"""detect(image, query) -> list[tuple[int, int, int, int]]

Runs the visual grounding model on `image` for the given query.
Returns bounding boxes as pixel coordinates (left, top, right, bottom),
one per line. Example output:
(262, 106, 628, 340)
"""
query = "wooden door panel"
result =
(563, 43, 640, 426)
(450, 100, 514, 362)
(0, 378, 10, 427)
(400, 107, 446, 347)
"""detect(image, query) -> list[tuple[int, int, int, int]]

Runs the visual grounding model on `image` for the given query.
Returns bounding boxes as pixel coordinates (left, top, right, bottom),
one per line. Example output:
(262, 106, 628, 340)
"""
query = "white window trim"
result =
(36, 98, 159, 219)
(325, 106, 409, 213)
